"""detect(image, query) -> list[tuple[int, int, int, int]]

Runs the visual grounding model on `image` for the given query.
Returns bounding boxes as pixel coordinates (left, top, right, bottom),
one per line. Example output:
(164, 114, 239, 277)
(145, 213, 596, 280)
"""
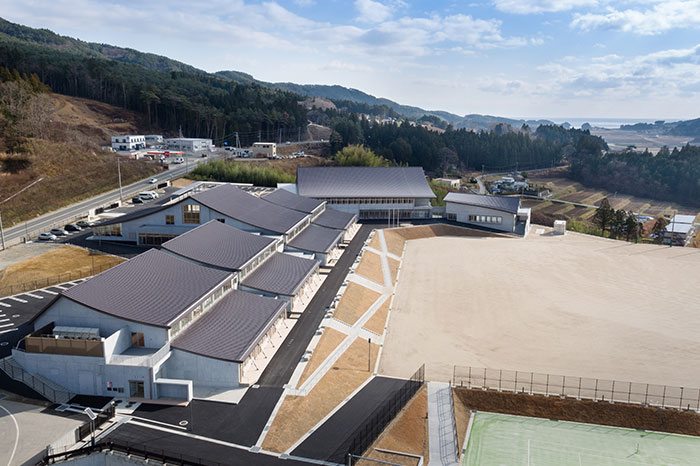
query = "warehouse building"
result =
(11, 249, 290, 402)
(111, 135, 145, 151)
(444, 192, 531, 235)
(164, 138, 212, 152)
(294, 166, 436, 220)
(251, 142, 277, 158)
(663, 214, 699, 246)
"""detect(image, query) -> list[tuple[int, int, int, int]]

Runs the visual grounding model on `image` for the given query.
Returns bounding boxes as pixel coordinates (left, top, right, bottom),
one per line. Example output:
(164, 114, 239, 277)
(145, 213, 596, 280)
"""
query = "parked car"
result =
(132, 196, 144, 204)
(201, 153, 208, 158)
(50, 228, 68, 236)
(148, 177, 158, 184)
(64, 224, 82, 232)
(76, 220, 93, 228)
(38, 232, 57, 241)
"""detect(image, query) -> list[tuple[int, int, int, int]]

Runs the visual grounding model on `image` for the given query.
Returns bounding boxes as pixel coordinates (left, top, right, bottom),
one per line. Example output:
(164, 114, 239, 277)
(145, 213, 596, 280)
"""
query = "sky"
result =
(3, 0, 700, 120)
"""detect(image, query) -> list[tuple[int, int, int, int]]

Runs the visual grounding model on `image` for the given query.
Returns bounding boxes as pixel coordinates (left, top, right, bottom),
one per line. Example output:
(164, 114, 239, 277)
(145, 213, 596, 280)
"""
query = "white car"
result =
(38, 232, 57, 241)
(148, 177, 158, 184)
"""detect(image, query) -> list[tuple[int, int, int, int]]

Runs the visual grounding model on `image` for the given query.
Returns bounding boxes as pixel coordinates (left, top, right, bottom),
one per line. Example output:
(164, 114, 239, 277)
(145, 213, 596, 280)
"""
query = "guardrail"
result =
(452, 365, 700, 412)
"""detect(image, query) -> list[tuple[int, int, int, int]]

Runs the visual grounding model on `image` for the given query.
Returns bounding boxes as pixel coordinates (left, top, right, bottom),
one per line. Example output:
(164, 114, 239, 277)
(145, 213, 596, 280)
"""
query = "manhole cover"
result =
(12, 314, 19, 318)
(179, 420, 189, 426)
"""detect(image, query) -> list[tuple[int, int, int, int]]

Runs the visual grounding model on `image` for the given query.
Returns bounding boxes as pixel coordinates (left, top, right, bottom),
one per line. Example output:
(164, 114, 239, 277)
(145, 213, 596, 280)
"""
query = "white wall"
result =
(34, 298, 168, 349)
(445, 202, 516, 233)
(161, 349, 239, 388)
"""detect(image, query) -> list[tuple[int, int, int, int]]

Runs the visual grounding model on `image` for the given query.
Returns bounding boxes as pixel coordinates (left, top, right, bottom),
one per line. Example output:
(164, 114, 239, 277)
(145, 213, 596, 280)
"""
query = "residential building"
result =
(664, 214, 699, 246)
(111, 135, 145, 151)
(145, 135, 163, 145)
(434, 177, 461, 189)
(444, 192, 531, 235)
(294, 166, 436, 220)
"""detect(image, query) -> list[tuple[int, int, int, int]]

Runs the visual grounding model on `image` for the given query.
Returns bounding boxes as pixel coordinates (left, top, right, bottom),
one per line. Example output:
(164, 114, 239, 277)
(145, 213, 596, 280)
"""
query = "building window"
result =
(183, 204, 200, 224)
(165, 215, 174, 225)
(216, 218, 225, 223)
(138, 233, 177, 245)
(446, 213, 456, 221)
(94, 224, 122, 237)
(468, 214, 502, 224)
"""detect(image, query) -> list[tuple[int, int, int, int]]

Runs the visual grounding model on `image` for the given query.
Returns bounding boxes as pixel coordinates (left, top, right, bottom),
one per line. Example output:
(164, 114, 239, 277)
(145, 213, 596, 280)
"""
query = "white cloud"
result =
(493, 0, 597, 14)
(293, 0, 315, 6)
(571, 1, 700, 34)
(354, 0, 394, 23)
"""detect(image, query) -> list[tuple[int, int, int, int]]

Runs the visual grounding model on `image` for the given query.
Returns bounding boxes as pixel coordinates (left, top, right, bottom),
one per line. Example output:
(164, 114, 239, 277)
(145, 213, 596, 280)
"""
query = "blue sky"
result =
(4, 0, 700, 119)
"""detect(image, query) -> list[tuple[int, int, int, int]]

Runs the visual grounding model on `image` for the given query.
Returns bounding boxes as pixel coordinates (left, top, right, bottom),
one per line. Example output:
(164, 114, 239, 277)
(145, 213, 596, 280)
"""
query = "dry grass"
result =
(383, 224, 504, 258)
(297, 328, 347, 387)
(171, 178, 195, 188)
(383, 231, 407, 257)
(358, 386, 429, 466)
(355, 251, 384, 285)
(0, 245, 124, 295)
(368, 233, 382, 251)
(262, 337, 380, 453)
(363, 299, 391, 336)
(333, 282, 381, 326)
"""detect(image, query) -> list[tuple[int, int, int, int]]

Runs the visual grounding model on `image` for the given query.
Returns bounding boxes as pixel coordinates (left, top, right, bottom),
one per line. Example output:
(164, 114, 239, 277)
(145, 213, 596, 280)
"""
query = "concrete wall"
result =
(161, 349, 239, 388)
(34, 298, 168, 349)
(445, 202, 516, 233)
(103, 327, 132, 363)
(13, 348, 152, 397)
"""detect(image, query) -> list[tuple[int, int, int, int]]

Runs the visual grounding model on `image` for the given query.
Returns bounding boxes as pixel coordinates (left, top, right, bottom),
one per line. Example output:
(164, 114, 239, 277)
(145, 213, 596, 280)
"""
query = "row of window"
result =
(240, 243, 277, 279)
(138, 233, 178, 245)
(358, 210, 428, 219)
(169, 278, 235, 340)
(469, 215, 503, 224)
(183, 204, 201, 224)
(322, 198, 414, 205)
(94, 224, 122, 236)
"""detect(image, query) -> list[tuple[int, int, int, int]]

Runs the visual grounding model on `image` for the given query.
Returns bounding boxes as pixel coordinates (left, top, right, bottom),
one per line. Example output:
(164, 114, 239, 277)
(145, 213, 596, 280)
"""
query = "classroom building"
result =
(444, 192, 531, 235)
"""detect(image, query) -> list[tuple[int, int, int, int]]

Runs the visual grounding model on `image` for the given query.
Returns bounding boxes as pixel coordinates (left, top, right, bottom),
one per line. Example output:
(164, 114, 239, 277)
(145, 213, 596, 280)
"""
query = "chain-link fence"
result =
(346, 365, 425, 464)
(0, 260, 122, 297)
(453, 366, 700, 411)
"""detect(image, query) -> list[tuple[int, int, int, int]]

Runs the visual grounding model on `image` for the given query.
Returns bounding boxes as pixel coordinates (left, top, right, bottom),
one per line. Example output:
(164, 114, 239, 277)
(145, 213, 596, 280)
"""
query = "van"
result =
(138, 191, 158, 200)
(173, 157, 184, 164)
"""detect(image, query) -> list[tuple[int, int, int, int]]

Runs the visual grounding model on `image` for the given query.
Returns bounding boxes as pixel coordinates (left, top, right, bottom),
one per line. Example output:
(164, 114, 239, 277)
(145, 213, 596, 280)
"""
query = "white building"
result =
(293, 166, 436, 220)
(434, 177, 461, 189)
(145, 135, 163, 145)
(444, 192, 531, 235)
(251, 142, 277, 158)
(164, 138, 213, 152)
(664, 214, 698, 246)
(111, 135, 145, 151)
(10, 248, 290, 402)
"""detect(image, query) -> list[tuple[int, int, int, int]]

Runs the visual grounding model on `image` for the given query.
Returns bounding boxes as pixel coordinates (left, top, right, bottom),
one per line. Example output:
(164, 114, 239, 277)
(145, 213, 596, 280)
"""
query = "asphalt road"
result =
(0, 154, 212, 249)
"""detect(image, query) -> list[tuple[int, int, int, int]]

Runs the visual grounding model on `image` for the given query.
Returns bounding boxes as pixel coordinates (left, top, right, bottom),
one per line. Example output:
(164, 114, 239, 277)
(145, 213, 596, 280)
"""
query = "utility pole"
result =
(117, 157, 123, 202)
(0, 177, 44, 250)
(298, 127, 301, 142)
(258, 130, 262, 142)
(0, 210, 5, 250)
(368, 338, 372, 372)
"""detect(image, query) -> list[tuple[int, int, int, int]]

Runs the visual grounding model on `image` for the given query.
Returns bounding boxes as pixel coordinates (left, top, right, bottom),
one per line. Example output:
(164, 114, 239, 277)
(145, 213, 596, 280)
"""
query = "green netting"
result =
(464, 411, 700, 465)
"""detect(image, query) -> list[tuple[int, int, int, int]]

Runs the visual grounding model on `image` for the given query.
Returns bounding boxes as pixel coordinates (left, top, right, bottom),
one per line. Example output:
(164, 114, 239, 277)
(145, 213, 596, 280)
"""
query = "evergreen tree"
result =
(592, 198, 615, 236)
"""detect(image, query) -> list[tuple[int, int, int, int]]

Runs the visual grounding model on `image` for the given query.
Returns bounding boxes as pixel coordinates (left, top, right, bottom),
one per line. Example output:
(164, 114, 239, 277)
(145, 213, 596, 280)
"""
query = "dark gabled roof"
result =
(287, 224, 344, 254)
(312, 208, 356, 230)
(192, 184, 308, 235)
(444, 192, 521, 214)
(61, 249, 231, 327)
(162, 220, 275, 271)
(241, 253, 319, 296)
(95, 205, 170, 226)
(262, 188, 325, 214)
(171, 290, 287, 363)
(296, 166, 436, 199)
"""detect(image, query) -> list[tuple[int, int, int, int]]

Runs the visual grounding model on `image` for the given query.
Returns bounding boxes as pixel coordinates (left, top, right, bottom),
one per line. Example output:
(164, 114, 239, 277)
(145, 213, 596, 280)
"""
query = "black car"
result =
(132, 196, 144, 204)
(64, 224, 82, 232)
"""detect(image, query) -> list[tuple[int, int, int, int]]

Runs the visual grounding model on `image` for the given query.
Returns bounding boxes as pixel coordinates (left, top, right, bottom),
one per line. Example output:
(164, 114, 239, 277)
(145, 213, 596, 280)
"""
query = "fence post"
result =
(468, 366, 472, 389)
(662, 386, 667, 407)
(680, 387, 684, 409)
(530, 372, 534, 395)
(594, 379, 599, 400)
(498, 369, 502, 392)
(644, 384, 649, 405)
(483, 368, 486, 389)
(546, 374, 549, 396)
(611, 380, 615, 403)
(628, 382, 632, 403)
(562, 376, 566, 397)
(578, 377, 582, 399)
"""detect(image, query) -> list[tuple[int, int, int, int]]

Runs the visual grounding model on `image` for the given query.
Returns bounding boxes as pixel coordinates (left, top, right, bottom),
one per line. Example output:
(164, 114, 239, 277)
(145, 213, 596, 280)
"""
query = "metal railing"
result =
(0, 260, 122, 297)
(345, 364, 425, 463)
(108, 343, 170, 367)
(452, 365, 700, 411)
(0, 356, 73, 404)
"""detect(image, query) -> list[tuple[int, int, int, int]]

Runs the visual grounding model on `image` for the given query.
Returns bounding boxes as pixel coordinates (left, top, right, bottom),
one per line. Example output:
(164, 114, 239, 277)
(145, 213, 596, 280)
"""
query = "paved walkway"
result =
(427, 382, 459, 466)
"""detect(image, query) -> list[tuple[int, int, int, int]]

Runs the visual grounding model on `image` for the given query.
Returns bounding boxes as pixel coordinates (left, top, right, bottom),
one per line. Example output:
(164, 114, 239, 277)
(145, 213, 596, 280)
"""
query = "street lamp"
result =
(0, 177, 44, 250)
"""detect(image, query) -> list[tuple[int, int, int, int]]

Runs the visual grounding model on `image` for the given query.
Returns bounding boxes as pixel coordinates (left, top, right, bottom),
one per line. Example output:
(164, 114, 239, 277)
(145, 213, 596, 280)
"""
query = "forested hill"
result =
(0, 18, 307, 145)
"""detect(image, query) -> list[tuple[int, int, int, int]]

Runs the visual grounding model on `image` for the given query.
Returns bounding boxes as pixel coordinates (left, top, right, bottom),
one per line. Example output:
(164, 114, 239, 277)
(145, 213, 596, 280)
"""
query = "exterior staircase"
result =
(0, 355, 73, 404)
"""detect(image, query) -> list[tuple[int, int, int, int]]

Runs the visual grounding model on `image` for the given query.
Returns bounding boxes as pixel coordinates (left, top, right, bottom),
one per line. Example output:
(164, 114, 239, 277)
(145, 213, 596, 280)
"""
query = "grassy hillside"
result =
(0, 87, 161, 228)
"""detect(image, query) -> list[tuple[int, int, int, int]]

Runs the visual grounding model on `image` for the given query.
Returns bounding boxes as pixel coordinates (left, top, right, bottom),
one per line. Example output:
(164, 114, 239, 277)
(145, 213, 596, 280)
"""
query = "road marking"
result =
(0, 328, 17, 335)
(0, 403, 20, 466)
(7, 297, 27, 303)
(0, 319, 9, 323)
(55, 285, 71, 290)
(0, 323, 14, 329)
(0, 302, 12, 307)
(41, 290, 58, 295)
(24, 292, 44, 299)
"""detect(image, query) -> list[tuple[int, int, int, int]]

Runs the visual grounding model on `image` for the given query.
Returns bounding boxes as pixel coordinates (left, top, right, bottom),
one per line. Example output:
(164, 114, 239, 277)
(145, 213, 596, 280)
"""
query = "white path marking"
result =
(24, 292, 44, 299)
(0, 403, 20, 466)
(0, 328, 18, 335)
(0, 302, 10, 308)
(41, 289, 58, 295)
(7, 297, 26, 303)
(0, 323, 14, 329)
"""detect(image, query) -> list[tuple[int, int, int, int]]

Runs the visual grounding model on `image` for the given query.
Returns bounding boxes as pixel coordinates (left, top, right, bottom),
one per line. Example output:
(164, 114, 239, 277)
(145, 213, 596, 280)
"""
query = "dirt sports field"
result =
(378, 230, 700, 387)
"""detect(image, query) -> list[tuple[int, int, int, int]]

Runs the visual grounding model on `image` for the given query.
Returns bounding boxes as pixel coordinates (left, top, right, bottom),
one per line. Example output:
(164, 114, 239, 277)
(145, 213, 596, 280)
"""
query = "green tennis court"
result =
(464, 411, 700, 465)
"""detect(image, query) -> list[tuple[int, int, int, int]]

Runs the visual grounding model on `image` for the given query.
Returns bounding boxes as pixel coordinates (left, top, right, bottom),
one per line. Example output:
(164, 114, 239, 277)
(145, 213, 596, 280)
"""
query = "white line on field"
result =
(7, 297, 26, 303)
(0, 319, 9, 323)
(41, 290, 58, 295)
(0, 328, 18, 335)
(0, 303, 10, 308)
(0, 323, 14, 329)
(24, 292, 43, 299)
(527, 439, 531, 466)
(0, 403, 19, 466)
